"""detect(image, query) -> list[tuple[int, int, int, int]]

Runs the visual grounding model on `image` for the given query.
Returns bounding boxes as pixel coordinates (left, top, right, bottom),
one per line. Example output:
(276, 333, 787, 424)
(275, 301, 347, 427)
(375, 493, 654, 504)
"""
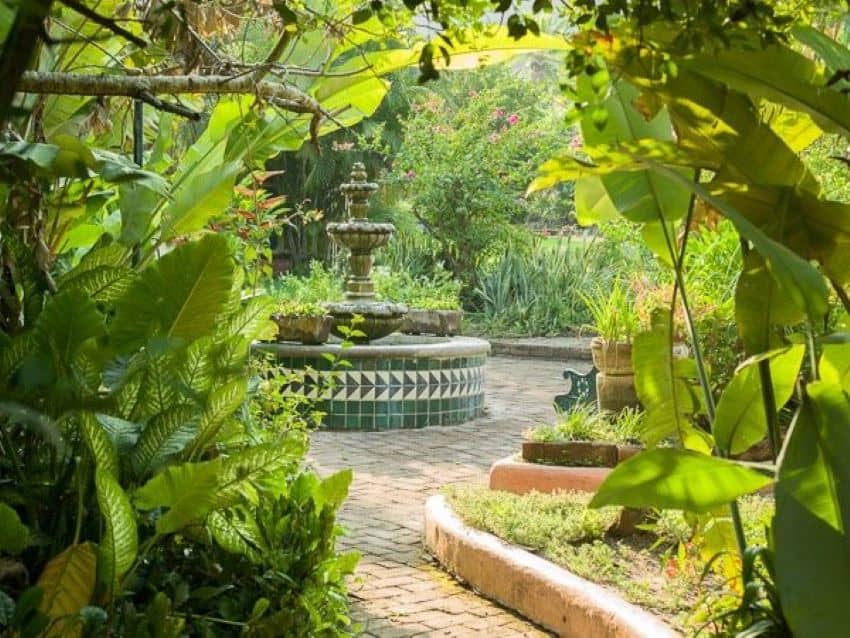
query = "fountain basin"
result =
(254, 335, 490, 430)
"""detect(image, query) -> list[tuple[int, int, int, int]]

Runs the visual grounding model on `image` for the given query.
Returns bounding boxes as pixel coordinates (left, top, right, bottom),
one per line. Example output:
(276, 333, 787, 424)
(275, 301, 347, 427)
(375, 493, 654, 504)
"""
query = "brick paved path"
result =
(309, 356, 581, 637)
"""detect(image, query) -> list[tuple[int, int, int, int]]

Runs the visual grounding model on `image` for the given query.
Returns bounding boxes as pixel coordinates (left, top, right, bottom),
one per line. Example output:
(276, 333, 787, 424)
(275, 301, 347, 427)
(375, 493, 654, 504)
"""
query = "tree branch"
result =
(17, 70, 339, 142)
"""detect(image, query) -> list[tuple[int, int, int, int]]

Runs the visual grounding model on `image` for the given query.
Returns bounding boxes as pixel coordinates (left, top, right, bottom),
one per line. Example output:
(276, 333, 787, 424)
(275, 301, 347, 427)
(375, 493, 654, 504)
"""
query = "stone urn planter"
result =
(401, 309, 463, 337)
(272, 313, 333, 345)
(591, 337, 638, 412)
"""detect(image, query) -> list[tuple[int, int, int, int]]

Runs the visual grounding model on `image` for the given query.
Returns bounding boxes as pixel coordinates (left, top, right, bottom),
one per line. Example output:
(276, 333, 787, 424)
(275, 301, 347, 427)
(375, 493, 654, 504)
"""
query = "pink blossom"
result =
(569, 132, 583, 150)
(404, 170, 417, 180)
(491, 108, 506, 120)
(488, 133, 500, 144)
(507, 113, 519, 125)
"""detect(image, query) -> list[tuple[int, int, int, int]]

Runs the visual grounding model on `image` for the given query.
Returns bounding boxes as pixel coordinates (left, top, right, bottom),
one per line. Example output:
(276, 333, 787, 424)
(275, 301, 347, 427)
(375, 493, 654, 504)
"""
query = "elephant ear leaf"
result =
(95, 470, 137, 593)
(37, 543, 97, 637)
(111, 234, 235, 349)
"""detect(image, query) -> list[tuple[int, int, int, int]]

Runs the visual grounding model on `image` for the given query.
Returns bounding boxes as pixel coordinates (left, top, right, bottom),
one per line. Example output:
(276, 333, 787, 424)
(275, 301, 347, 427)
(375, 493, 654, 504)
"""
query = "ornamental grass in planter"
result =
(522, 405, 644, 467)
(581, 281, 641, 412)
(272, 300, 333, 345)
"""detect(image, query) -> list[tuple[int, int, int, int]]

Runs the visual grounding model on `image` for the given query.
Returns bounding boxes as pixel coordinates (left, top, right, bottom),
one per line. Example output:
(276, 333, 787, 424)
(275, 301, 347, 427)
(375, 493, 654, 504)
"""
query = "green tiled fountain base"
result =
(274, 352, 487, 430)
(317, 394, 484, 429)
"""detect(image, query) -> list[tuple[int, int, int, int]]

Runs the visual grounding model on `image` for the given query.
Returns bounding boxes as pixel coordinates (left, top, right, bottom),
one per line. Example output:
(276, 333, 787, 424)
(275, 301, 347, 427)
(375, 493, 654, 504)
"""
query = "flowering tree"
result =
(391, 64, 570, 289)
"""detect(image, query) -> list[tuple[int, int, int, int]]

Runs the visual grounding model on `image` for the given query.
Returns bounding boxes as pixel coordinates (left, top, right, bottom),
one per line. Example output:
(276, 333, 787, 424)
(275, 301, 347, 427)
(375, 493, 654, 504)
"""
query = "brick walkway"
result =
(309, 356, 582, 637)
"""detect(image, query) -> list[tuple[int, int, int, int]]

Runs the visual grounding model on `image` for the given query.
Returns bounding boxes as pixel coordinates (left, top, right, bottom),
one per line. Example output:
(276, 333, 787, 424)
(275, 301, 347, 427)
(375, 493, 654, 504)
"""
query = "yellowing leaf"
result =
(37, 543, 96, 637)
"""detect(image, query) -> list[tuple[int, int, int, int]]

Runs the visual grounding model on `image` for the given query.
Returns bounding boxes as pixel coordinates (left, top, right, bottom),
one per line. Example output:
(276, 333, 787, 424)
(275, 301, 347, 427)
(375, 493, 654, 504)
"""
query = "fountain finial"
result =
(340, 161, 378, 220)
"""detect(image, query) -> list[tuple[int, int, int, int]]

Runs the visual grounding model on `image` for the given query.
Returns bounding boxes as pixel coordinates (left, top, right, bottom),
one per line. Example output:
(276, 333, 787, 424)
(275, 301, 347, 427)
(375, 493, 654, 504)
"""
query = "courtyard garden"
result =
(1, 1, 850, 637)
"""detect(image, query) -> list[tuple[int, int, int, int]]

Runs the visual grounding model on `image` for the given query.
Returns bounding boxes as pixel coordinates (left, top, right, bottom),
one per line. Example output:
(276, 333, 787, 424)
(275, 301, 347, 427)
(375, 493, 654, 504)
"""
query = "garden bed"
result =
(425, 493, 679, 638)
(440, 485, 774, 636)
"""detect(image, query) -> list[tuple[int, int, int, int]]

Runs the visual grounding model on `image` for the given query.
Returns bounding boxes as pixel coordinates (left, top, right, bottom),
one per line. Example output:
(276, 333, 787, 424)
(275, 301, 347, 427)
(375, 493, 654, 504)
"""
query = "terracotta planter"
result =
(590, 338, 633, 375)
(596, 372, 640, 412)
(400, 309, 463, 337)
(272, 314, 333, 345)
(521, 441, 643, 468)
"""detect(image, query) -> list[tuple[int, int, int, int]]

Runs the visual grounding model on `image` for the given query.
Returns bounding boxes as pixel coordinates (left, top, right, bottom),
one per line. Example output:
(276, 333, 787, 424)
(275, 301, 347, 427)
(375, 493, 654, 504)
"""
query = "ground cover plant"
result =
(524, 405, 644, 446)
(444, 485, 774, 635)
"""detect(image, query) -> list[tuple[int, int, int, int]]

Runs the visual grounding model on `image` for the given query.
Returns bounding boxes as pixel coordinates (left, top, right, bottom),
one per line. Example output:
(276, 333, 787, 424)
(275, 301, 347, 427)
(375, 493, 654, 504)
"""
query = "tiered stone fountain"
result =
(256, 163, 490, 430)
(324, 162, 408, 341)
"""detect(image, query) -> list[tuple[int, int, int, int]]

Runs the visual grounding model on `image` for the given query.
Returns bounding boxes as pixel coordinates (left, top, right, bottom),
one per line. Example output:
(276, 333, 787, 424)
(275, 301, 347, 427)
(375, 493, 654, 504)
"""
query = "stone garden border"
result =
(424, 495, 680, 638)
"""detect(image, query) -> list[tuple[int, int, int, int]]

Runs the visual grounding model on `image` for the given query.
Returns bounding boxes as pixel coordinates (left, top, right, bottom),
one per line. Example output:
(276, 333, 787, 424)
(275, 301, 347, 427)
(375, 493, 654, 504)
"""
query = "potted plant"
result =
(522, 405, 643, 467)
(402, 296, 464, 336)
(489, 406, 645, 495)
(581, 280, 641, 412)
(272, 300, 333, 345)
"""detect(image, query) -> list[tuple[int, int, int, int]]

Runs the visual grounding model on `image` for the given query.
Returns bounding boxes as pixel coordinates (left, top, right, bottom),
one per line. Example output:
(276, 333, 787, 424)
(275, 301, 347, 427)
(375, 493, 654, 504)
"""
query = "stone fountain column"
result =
(325, 163, 407, 341)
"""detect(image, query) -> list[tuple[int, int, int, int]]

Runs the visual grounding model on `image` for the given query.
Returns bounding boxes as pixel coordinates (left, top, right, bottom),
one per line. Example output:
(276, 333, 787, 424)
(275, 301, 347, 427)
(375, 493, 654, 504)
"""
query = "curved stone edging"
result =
(255, 334, 490, 359)
(424, 495, 681, 638)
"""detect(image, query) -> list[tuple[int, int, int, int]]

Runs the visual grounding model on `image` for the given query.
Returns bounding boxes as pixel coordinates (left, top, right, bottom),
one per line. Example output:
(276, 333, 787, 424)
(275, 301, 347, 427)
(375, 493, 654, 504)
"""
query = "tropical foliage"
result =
(525, 10, 850, 636)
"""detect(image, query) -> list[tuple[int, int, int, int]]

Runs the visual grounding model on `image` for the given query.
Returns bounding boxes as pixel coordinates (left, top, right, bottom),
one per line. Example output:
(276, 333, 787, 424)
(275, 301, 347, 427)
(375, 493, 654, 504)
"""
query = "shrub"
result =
(372, 265, 461, 310)
(268, 260, 345, 305)
(472, 234, 631, 336)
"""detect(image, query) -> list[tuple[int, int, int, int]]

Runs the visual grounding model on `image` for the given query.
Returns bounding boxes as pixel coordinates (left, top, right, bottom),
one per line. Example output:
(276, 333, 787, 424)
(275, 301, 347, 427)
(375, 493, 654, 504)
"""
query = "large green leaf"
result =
(37, 543, 97, 637)
(111, 235, 235, 349)
(95, 470, 137, 591)
(222, 296, 277, 343)
(207, 510, 265, 563)
(578, 78, 692, 225)
(793, 25, 850, 74)
(820, 342, 850, 390)
(720, 184, 850, 286)
(130, 406, 198, 477)
(678, 41, 850, 139)
(590, 448, 773, 512)
(58, 244, 136, 304)
(0, 503, 29, 554)
(574, 177, 618, 226)
(189, 379, 247, 455)
(735, 252, 804, 355)
(775, 385, 850, 638)
(34, 290, 104, 366)
(633, 312, 710, 452)
(134, 459, 223, 535)
(647, 164, 830, 324)
(319, 469, 353, 511)
(80, 412, 119, 477)
(713, 345, 805, 455)
(214, 442, 306, 509)
(160, 162, 242, 240)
